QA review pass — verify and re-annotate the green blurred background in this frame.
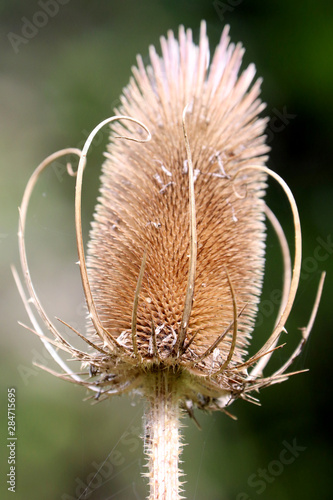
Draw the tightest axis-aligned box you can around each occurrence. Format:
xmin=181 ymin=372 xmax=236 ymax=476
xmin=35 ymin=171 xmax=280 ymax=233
xmin=1 ymin=1 xmax=332 ymax=499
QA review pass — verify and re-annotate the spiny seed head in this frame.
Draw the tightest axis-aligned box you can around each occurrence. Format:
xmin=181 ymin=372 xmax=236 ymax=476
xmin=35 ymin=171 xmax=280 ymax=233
xmin=86 ymin=22 xmax=268 ymax=407
xmin=17 ymin=21 xmax=322 ymax=415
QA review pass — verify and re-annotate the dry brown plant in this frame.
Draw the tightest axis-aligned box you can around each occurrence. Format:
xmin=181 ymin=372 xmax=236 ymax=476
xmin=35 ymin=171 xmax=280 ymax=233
xmin=13 ymin=21 xmax=325 ymax=500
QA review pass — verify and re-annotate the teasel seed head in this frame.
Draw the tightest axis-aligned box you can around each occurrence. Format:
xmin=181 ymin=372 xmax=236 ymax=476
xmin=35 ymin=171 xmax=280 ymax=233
xmin=15 ymin=21 xmax=324 ymax=413
xmin=14 ymin=20 xmax=325 ymax=500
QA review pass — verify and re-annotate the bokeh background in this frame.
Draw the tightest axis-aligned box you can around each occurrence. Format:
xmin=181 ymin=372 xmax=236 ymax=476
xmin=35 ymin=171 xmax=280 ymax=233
xmin=1 ymin=1 xmax=332 ymax=499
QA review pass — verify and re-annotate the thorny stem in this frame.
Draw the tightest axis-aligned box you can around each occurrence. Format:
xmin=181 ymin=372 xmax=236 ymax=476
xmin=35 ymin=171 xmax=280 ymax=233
xmin=144 ymin=370 xmax=183 ymax=500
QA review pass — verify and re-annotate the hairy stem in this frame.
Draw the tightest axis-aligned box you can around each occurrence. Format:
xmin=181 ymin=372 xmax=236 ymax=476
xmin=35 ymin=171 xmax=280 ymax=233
xmin=144 ymin=371 xmax=183 ymax=500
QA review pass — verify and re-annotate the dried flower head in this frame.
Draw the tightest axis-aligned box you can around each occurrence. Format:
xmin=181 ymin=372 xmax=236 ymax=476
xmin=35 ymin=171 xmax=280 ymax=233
xmin=14 ymin=21 xmax=324 ymax=499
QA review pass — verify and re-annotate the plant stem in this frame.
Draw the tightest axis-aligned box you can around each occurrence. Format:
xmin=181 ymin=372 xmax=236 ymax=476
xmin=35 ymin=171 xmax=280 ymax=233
xmin=144 ymin=370 xmax=182 ymax=500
